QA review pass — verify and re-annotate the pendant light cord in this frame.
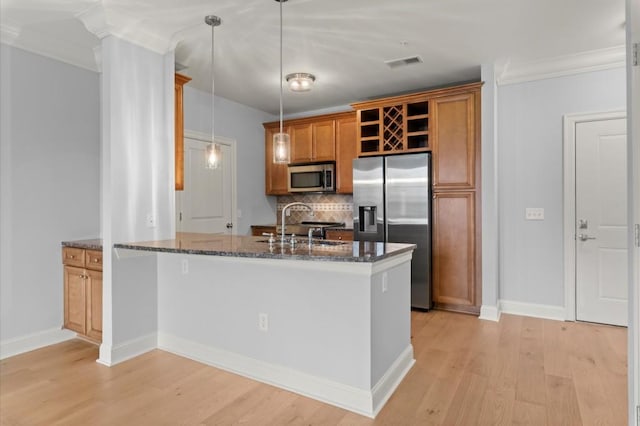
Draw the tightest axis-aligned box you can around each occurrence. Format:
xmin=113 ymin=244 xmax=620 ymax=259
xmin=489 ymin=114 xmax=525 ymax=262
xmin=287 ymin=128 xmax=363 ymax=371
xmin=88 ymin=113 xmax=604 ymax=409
xmin=279 ymin=0 xmax=284 ymax=136
xmin=211 ymin=21 xmax=216 ymax=144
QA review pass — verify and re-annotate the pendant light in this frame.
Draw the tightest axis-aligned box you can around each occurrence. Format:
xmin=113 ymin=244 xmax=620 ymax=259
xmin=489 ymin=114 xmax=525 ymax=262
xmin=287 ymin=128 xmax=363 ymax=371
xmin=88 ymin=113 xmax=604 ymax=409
xmin=273 ymin=0 xmax=290 ymax=164
xmin=205 ymin=15 xmax=222 ymax=169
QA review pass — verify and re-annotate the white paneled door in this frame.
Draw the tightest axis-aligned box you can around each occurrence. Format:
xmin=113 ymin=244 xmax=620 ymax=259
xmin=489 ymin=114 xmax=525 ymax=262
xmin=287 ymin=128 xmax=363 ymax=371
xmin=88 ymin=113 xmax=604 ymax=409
xmin=575 ymin=118 xmax=627 ymax=326
xmin=177 ymin=137 xmax=234 ymax=234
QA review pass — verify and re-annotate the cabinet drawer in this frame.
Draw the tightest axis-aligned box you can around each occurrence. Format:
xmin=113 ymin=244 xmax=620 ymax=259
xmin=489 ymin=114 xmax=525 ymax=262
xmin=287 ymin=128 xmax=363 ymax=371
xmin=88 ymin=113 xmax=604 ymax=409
xmin=325 ymin=229 xmax=354 ymax=241
xmin=85 ymin=250 xmax=103 ymax=271
xmin=62 ymin=247 xmax=85 ymax=267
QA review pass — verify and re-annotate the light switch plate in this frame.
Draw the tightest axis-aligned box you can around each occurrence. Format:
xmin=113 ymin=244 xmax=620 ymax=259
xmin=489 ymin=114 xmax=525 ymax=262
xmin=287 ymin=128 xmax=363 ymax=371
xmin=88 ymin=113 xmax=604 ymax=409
xmin=525 ymin=208 xmax=544 ymax=220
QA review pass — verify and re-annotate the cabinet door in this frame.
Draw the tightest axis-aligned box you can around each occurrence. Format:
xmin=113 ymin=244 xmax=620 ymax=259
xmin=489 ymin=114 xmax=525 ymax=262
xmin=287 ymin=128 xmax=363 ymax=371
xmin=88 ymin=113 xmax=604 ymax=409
xmin=64 ymin=266 xmax=86 ymax=334
xmin=291 ymin=124 xmax=313 ymax=163
xmin=312 ymin=120 xmax=336 ymax=161
xmin=335 ymin=116 xmax=357 ymax=193
xmin=432 ymin=93 xmax=476 ymax=190
xmin=86 ymin=269 xmax=103 ymax=341
xmin=175 ymin=73 xmax=191 ymax=191
xmin=432 ymin=192 xmax=476 ymax=309
xmin=265 ymin=127 xmax=290 ymax=195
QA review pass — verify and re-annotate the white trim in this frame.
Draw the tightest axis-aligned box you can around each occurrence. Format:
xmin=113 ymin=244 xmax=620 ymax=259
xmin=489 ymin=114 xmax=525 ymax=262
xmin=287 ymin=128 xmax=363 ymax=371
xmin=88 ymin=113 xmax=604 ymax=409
xmin=182 ymin=130 xmax=238 ymax=236
xmin=0 ymin=327 xmax=76 ymax=360
xmin=96 ymin=332 xmax=157 ymax=366
xmin=498 ymin=46 xmax=625 ymax=86
xmin=563 ymin=110 xmax=627 ymax=321
xmin=499 ymin=300 xmax=565 ymax=321
xmin=158 ymin=332 xmax=413 ymax=418
xmin=370 ymin=346 xmax=415 ymax=417
xmin=479 ymin=305 xmax=501 ymax=322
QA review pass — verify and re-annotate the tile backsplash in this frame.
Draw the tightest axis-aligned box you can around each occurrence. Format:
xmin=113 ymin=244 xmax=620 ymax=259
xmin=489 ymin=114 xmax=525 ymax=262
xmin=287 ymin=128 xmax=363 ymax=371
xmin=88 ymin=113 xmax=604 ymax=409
xmin=277 ymin=194 xmax=353 ymax=227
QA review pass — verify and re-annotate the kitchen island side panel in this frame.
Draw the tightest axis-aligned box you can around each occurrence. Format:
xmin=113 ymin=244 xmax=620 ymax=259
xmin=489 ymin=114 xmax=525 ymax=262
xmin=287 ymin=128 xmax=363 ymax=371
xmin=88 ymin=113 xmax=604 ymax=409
xmin=156 ymin=252 xmax=374 ymax=389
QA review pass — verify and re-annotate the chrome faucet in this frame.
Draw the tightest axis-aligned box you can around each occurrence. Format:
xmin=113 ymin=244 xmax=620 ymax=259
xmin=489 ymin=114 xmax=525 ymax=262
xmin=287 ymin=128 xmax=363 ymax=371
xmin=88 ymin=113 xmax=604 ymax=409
xmin=281 ymin=202 xmax=314 ymax=244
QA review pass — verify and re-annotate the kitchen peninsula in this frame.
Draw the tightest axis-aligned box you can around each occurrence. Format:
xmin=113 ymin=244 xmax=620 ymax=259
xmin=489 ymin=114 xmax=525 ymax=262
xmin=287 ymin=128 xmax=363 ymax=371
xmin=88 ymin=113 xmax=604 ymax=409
xmin=112 ymin=233 xmax=416 ymax=418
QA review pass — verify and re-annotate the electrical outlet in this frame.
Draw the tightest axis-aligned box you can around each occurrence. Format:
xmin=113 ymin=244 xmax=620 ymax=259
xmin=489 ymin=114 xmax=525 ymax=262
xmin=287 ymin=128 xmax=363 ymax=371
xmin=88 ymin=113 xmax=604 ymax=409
xmin=525 ymin=207 xmax=544 ymax=221
xmin=382 ymin=272 xmax=389 ymax=293
xmin=146 ymin=213 xmax=156 ymax=228
xmin=258 ymin=313 xmax=268 ymax=331
xmin=181 ymin=259 xmax=188 ymax=275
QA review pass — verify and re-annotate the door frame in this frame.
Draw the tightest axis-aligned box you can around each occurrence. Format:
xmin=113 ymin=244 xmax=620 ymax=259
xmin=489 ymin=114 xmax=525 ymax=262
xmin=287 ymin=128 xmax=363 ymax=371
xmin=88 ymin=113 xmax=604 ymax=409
xmin=177 ymin=130 xmax=238 ymax=235
xmin=563 ymin=110 xmax=626 ymax=321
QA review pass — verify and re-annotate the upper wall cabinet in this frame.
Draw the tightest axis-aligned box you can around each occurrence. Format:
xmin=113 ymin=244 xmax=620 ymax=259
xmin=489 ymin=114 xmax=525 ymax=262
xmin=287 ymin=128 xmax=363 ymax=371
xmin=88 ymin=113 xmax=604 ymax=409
xmin=263 ymin=111 xmax=356 ymax=195
xmin=432 ymin=91 xmax=479 ymax=190
xmin=264 ymin=125 xmax=290 ymax=195
xmin=291 ymin=120 xmax=336 ymax=163
xmin=352 ymin=94 xmax=430 ymax=156
xmin=175 ymin=73 xmax=192 ymax=191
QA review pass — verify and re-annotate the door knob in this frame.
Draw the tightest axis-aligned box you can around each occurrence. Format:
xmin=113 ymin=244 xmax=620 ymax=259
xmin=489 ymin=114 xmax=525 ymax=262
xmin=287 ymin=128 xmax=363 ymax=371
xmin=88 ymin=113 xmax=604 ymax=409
xmin=578 ymin=234 xmax=596 ymax=241
xmin=226 ymin=223 xmax=233 ymax=229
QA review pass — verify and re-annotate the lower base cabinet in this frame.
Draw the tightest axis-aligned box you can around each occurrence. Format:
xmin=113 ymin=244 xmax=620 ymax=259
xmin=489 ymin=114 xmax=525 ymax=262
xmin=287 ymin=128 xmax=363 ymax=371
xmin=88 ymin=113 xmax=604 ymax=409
xmin=432 ymin=191 xmax=479 ymax=314
xmin=63 ymin=247 xmax=102 ymax=342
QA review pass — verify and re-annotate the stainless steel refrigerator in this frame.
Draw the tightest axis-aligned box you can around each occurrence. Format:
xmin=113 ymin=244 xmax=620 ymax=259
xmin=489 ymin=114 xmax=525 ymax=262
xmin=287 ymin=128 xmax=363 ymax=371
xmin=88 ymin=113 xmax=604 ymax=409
xmin=353 ymin=153 xmax=432 ymax=309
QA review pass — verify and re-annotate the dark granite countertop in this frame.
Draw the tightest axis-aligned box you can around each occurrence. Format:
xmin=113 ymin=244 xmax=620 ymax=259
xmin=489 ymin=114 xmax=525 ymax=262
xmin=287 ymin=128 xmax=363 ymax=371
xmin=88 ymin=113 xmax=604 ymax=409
xmin=114 ymin=233 xmax=414 ymax=263
xmin=61 ymin=239 xmax=103 ymax=251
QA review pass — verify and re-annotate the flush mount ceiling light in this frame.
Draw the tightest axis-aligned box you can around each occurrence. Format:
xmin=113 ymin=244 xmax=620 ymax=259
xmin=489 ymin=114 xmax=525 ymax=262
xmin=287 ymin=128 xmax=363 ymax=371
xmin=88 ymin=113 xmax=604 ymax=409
xmin=205 ymin=14 xmax=222 ymax=170
xmin=273 ymin=0 xmax=290 ymax=164
xmin=286 ymin=72 xmax=316 ymax=92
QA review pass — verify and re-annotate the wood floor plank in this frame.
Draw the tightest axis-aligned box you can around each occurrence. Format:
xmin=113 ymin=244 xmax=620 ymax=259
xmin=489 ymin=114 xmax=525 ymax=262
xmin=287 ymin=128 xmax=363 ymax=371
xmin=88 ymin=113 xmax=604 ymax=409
xmin=515 ymin=316 xmax=547 ymax=406
xmin=545 ymin=374 xmax=582 ymax=426
xmin=0 ymin=311 xmax=628 ymax=425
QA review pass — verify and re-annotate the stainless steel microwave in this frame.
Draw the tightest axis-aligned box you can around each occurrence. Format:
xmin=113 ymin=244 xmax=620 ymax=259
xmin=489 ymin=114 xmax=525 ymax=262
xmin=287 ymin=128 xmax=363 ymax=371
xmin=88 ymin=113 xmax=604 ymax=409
xmin=287 ymin=162 xmax=335 ymax=193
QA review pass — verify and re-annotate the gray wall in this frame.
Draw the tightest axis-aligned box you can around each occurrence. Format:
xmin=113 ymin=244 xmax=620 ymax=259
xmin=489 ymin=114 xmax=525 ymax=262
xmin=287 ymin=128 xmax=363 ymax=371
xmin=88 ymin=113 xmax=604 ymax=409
xmin=0 ymin=44 xmax=101 ymax=341
xmin=183 ymin=86 xmax=277 ymax=234
xmin=497 ymin=67 xmax=626 ymax=307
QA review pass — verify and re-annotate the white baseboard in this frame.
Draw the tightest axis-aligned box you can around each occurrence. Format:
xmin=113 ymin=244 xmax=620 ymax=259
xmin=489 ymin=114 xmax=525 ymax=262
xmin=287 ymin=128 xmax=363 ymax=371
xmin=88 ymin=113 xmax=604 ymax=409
xmin=371 ymin=345 xmax=415 ymax=417
xmin=158 ymin=332 xmax=413 ymax=418
xmin=479 ymin=305 xmax=501 ymax=322
xmin=0 ymin=327 xmax=76 ymax=360
xmin=499 ymin=300 xmax=565 ymax=321
xmin=97 ymin=333 xmax=157 ymax=366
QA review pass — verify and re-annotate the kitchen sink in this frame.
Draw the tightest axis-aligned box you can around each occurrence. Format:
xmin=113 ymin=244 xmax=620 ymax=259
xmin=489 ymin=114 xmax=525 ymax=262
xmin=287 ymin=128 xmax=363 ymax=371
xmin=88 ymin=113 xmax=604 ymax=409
xmin=255 ymin=239 xmax=348 ymax=246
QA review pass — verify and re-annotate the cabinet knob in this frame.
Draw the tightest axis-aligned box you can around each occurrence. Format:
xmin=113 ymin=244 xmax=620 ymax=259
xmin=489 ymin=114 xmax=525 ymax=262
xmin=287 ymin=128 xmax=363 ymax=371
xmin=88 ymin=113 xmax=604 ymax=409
xmin=93 ymin=258 xmax=99 ymax=263
xmin=69 ymin=255 xmax=75 ymax=259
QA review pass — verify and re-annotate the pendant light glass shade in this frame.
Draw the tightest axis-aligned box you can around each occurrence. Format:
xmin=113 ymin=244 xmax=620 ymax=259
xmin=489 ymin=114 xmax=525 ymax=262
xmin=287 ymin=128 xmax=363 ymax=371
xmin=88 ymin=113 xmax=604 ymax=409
xmin=273 ymin=132 xmax=290 ymax=163
xmin=206 ymin=143 xmax=222 ymax=169
xmin=273 ymin=0 xmax=290 ymax=164
xmin=205 ymin=15 xmax=222 ymax=170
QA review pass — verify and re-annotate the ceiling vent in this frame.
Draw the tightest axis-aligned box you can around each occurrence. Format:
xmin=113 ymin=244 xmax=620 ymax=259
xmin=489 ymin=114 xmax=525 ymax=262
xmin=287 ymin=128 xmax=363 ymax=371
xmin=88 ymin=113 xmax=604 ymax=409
xmin=384 ymin=55 xmax=423 ymax=69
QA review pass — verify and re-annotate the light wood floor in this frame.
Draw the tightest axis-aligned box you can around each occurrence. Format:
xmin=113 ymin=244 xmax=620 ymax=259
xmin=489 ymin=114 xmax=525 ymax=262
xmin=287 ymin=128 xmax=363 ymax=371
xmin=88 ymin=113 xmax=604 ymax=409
xmin=0 ymin=311 xmax=627 ymax=425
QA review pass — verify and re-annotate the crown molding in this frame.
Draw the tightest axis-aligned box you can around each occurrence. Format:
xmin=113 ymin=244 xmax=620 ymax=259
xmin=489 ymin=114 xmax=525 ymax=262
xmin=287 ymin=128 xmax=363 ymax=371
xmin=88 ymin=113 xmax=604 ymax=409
xmin=497 ymin=45 xmax=626 ymax=86
xmin=76 ymin=4 xmax=178 ymax=55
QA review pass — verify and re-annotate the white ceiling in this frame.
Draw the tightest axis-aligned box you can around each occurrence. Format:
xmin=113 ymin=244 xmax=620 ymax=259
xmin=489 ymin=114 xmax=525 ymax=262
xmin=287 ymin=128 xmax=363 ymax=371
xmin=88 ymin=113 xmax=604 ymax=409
xmin=0 ymin=0 xmax=626 ymax=115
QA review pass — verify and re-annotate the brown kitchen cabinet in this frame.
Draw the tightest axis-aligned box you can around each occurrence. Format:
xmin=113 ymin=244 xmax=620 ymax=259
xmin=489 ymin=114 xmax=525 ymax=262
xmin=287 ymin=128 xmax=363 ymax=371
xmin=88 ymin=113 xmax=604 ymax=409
xmin=264 ymin=125 xmax=290 ymax=195
xmin=324 ymin=229 xmax=353 ymax=241
xmin=263 ymin=111 xmax=356 ymax=196
xmin=291 ymin=120 xmax=335 ymax=163
xmin=335 ymin=114 xmax=357 ymax=194
xmin=251 ymin=225 xmax=277 ymax=237
xmin=432 ymin=91 xmax=479 ymax=190
xmin=352 ymin=94 xmax=430 ymax=156
xmin=432 ymin=191 xmax=481 ymax=314
xmin=175 ymin=73 xmax=191 ymax=191
xmin=63 ymin=247 xmax=103 ymax=342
